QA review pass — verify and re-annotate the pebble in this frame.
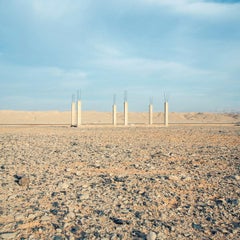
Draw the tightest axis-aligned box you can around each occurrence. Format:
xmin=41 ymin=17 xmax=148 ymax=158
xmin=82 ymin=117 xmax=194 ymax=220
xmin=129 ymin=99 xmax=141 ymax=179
xmin=168 ymin=175 xmax=180 ymax=181
xmin=132 ymin=229 xmax=146 ymax=238
xmin=56 ymin=228 xmax=62 ymax=233
xmin=15 ymin=214 xmax=25 ymax=221
xmin=18 ymin=176 xmax=30 ymax=187
xmin=110 ymin=217 xmax=124 ymax=225
xmin=80 ymin=193 xmax=89 ymax=200
xmin=70 ymin=225 xmax=79 ymax=234
xmin=41 ymin=215 xmax=51 ymax=221
xmin=183 ymin=176 xmax=192 ymax=181
xmin=67 ymin=211 xmax=75 ymax=219
xmin=53 ymin=236 xmax=63 ymax=240
xmin=0 ymin=232 xmax=18 ymax=239
xmin=235 ymin=175 xmax=240 ymax=181
xmin=192 ymin=223 xmax=204 ymax=231
xmin=147 ymin=231 xmax=157 ymax=240
xmin=58 ymin=182 xmax=69 ymax=189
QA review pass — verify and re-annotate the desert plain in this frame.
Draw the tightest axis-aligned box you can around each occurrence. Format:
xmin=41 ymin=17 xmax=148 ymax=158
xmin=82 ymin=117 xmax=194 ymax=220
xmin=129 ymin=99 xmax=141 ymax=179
xmin=0 ymin=111 xmax=240 ymax=240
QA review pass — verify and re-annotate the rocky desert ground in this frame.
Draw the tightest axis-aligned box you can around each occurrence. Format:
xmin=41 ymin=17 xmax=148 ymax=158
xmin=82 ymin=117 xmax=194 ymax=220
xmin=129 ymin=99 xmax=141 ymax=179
xmin=0 ymin=112 xmax=239 ymax=239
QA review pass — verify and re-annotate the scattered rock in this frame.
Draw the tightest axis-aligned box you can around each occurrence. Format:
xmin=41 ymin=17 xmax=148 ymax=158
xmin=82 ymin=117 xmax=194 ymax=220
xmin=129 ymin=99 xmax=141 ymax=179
xmin=0 ymin=232 xmax=18 ymax=239
xmin=168 ymin=175 xmax=180 ymax=181
xmin=94 ymin=210 xmax=105 ymax=216
xmin=147 ymin=231 xmax=157 ymax=240
xmin=14 ymin=175 xmax=30 ymax=187
xmin=70 ymin=225 xmax=80 ymax=234
xmin=15 ymin=214 xmax=25 ymax=221
xmin=183 ymin=176 xmax=192 ymax=182
xmin=50 ymin=209 xmax=58 ymax=215
xmin=235 ymin=175 xmax=240 ymax=181
xmin=110 ymin=217 xmax=124 ymax=225
xmin=41 ymin=215 xmax=51 ymax=221
xmin=114 ymin=176 xmax=126 ymax=182
xmin=58 ymin=182 xmax=69 ymax=189
xmin=67 ymin=211 xmax=75 ymax=219
xmin=232 ymin=222 xmax=240 ymax=229
xmin=79 ymin=193 xmax=89 ymax=200
xmin=132 ymin=229 xmax=146 ymax=239
xmin=226 ymin=198 xmax=239 ymax=206
xmin=1 ymin=126 xmax=239 ymax=239
xmin=192 ymin=223 xmax=204 ymax=231
xmin=53 ymin=236 xmax=63 ymax=240
xmin=135 ymin=211 xmax=143 ymax=219
xmin=19 ymin=176 xmax=30 ymax=186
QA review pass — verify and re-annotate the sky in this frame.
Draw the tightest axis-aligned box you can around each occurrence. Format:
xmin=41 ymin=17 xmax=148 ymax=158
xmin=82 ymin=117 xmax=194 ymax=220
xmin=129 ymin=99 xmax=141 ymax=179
xmin=0 ymin=0 xmax=240 ymax=112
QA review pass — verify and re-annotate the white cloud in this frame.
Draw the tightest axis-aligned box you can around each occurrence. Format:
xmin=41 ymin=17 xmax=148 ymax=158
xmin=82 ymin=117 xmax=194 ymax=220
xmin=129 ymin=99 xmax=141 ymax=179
xmin=17 ymin=0 xmax=90 ymax=23
xmin=93 ymin=44 xmax=124 ymax=58
xmin=49 ymin=67 xmax=87 ymax=80
xmin=140 ymin=0 xmax=240 ymax=19
xmin=179 ymin=1 xmax=240 ymax=19
xmin=143 ymin=0 xmax=192 ymax=7
xmin=39 ymin=67 xmax=89 ymax=90
xmin=0 ymin=63 xmax=90 ymax=110
xmin=95 ymin=56 xmax=213 ymax=80
xmin=31 ymin=0 xmax=76 ymax=20
xmin=0 ymin=64 xmax=89 ymax=90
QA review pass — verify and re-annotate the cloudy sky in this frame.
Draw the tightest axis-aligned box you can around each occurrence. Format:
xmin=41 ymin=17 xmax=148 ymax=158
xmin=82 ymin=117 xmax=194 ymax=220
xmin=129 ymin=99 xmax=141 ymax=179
xmin=0 ymin=0 xmax=240 ymax=112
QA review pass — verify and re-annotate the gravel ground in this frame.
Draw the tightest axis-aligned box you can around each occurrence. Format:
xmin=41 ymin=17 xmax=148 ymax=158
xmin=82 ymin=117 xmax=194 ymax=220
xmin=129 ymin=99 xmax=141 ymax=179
xmin=0 ymin=126 xmax=239 ymax=240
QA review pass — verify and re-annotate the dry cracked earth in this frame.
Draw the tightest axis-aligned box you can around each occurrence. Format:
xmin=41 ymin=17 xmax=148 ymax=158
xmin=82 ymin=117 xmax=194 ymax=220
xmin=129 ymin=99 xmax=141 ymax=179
xmin=0 ymin=125 xmax=239 ymax=240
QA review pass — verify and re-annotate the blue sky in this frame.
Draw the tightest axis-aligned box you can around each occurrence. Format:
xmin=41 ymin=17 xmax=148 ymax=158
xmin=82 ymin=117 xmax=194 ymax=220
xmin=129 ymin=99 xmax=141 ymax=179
xmin=0 ymin=0 xmax=239 ymax=112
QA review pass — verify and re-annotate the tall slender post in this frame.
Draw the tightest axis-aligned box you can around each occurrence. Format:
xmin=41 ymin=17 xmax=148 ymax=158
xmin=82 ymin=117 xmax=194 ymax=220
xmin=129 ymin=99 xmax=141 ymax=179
xmin=113 ymin=105 xmax=117 ymax=126
xmin=124 ymin=102 xmax=128 ymax=126
xmin=149 ymin=97 xmax=153 ymax=125
xmin=71 ymin=94 xmax=77 ymax=127
xmin=112 ymin=94 xmax=117 ymax=126
xmin=149 ymin=104 xmax=153 ymax=125
xmin=164 ymin=101 xmax=168 ymax=127
xmin=77 ymin=90 xmax=82 ymax=127
xmin=124 ymin=91 xmax=128 ymax=126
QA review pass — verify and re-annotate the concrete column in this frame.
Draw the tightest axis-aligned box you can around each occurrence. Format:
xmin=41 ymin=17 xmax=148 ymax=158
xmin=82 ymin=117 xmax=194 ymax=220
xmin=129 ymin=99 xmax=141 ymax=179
xmin=164 ymin=101 xmax=168 ymax=127
xmin=124 ymin=101 xmax=128 ymax=126
xmin=71 ymin=102 xmax=77 ymax=127
xmin=149 ymin=104 xmax=153 ymax=125
xmin=112 ymin=104 xmax=117 ymax=126
xmin=77 ymin=100 xmax=82 ymax=127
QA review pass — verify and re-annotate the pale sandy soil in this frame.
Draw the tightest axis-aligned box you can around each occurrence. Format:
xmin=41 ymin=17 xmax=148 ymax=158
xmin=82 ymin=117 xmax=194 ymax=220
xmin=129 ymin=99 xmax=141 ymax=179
xmin=0 ymin=110 xmax=239 ymax=125
xmin=0 ymin=125 xmax=239 ymax=239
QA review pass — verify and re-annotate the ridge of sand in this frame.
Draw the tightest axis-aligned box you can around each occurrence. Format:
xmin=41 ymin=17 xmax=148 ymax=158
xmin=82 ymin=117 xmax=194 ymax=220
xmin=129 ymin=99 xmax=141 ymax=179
xmin=0 ymin=110 xmax=239 ymax=125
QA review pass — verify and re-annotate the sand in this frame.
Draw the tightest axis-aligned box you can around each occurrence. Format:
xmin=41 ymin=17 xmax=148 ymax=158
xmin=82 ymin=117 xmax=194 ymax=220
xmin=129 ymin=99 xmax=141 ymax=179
xmin=0 ymin=110 xmax=239 ymax=125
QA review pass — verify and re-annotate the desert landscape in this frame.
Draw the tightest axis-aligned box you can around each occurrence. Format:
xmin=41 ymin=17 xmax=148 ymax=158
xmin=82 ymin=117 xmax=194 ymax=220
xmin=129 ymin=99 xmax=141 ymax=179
xmin=1 ymin=0 xmax=240 ymax=238
xmin=0 ymin=111 xmax=240 ymax=239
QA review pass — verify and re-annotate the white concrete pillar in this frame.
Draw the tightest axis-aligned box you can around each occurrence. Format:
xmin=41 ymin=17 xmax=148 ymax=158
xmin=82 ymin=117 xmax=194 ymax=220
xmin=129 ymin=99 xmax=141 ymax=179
xmin=149 ymin=104 xmax=153 ymax=125
xmin=124 ymin=101 xmax=128 ymax=126
xmin=112 ymin=104 xmax=117 ymax=126
xmin=71 ymin=102 xmax=77 ymax=127
xmin=164 ymin=101 xmax=168 ymax=127
xmin=77 ymin=100 xmax=82 ymax=127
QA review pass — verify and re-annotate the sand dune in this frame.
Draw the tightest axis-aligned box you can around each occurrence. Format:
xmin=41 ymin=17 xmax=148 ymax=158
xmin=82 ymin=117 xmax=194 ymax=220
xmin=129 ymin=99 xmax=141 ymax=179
xmin=0 ymin=110 xmax=239 ymax=125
